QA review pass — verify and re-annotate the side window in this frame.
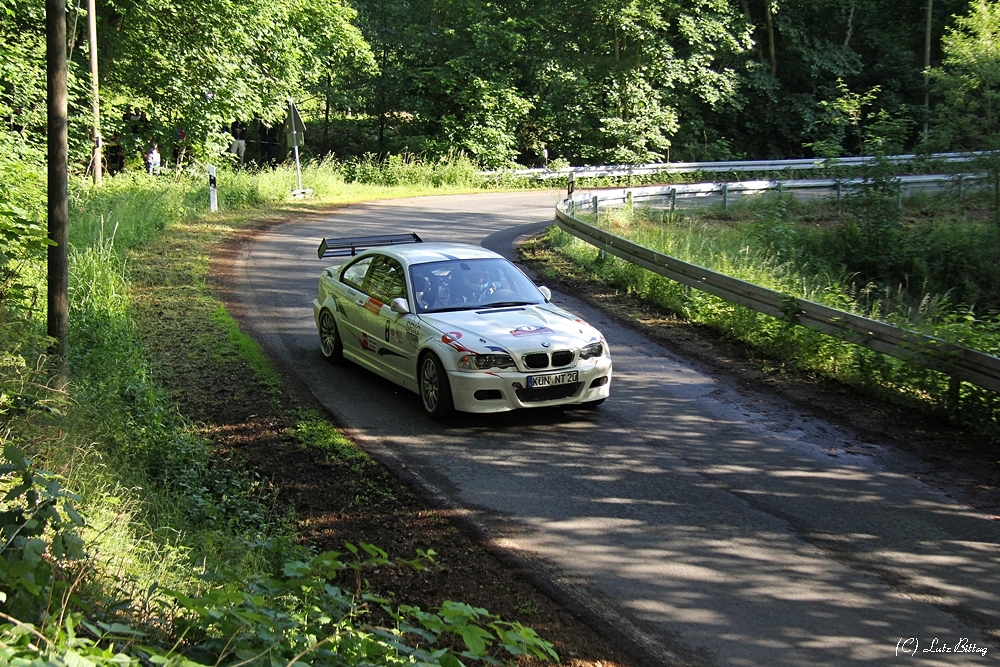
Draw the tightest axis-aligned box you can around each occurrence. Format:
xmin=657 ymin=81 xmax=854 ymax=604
xmin=367 ymin=257 xmax=407 ymax=303
xmin=340 ymin=256 xmax=374 ymax=292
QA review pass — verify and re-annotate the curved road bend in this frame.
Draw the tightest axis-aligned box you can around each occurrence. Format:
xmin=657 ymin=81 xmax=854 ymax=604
xmin=231 ymin=191 xmax=999 ymax=666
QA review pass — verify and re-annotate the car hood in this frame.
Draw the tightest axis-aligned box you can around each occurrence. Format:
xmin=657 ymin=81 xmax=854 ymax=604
xmin=418 ymin=304 xmax=602 ymax=354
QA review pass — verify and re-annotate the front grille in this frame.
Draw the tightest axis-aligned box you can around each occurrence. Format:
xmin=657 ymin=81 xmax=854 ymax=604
xmin=523 ymin=352 xmax=549 ymax=369
xmin=550 ymin=350 xmax=574 ymax=367
xmin=516 ymin=382 xmax=581 ymax=402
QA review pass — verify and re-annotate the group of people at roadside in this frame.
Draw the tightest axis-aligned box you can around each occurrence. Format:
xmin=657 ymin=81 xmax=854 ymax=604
xmin=227 ymin=120 xmax=280 ymax=167
xmin=108 ymin=110 xmax=280 ymax=175
xmin=105 ymin=107 xmax=164 ymax=175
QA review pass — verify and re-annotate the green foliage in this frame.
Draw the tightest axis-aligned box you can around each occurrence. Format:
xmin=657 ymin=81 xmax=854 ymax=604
xmin=349 ymin=0 xmax=751 ymax=165
xmin=806 ymin=79 xmax=913 ymax=157
xmin=94 ymin=0 xmax=374 ymax=160
xmin=0 ymin=14 xmax=46 ymax=141
xmin=0 ymin=201 xmax=53 ymax=312
xmin=0 ymin=129 xmax=48 ymax=336
xmin=0 ymin=446 xmax=86 ymax=623
xmin=0 ymin=532 xmax=557 ymax=667
xmin=164 ymin=547 xmax=556 ymax=667
xmin=339 ymin=152 xmax=483 ymax=188
xmin=930 ymin=0 xmax=1000 ymax=150
xmin=5 ymin=0 xmax=997 ymax=168
xmin=0 ymin=613 xmax=144 ymax=667
xmin=836 ymin=157 xmax=907 ymax=283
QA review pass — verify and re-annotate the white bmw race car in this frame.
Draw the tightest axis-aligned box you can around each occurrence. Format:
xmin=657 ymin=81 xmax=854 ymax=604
xmin=312 ymin=233 xmax=612 ymax=419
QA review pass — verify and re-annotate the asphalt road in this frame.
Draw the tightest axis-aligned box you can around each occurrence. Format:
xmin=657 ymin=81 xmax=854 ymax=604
xmin=231 ymin=191 xmax=999 ymax=666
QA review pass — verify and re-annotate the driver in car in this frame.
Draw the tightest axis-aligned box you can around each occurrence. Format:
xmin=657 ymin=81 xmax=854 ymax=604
xmin=453 ymin=263 xmax=498 ymax=304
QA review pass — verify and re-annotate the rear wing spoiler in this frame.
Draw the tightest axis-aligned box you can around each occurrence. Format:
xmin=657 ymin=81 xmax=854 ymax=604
xmin=317 ymin=232 xmax=423 ymax=259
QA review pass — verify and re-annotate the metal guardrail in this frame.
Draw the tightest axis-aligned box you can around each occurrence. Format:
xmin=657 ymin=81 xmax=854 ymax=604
xmin=485 ymin=151 xmax=992 ymax=181
xmin=565 ymin=173 xmax=981 ymax=210
xmin=553 ymin=181 xmax=1000 ymax=394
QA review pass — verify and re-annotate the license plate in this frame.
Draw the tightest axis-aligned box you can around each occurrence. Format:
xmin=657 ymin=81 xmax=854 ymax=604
xmin=527 ymin=371 xmax=578 ymax=388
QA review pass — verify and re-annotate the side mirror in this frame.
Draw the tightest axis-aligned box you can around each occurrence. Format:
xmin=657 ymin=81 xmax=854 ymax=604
xmin=390 ymin=297 xmax=410 ymax=315
xmin=538 ymin=286 xmax=552 ymax=302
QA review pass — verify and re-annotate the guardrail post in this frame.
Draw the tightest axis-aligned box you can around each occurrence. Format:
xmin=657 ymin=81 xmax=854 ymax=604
xmin=670 ymin=187 xmax=676 ymax=211
xmin=896 ymin=178 xmax=903 ymax=209
xmin=567 ymin=171 xmax=575 ymax=198
xmin=593 ymin=195 xmax=599 ymax=215
xmin=947 ymin=376 xmax=961 ymax=414
xmin=957 ymin=174 xmax=964 ymax=202
xmin=777 ymin=182 xmax=783 ymax=197
xmin=722 ymin=182 xmax=729 ymax=210
xmin=836 ymin=179 xmax=842 ymax=215
xmin=626 ymin=191 xmax=633 ymax=209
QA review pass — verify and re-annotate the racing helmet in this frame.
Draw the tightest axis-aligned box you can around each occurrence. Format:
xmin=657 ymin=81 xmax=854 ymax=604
xmin=459 ymin=262 xmax=492 ymax=297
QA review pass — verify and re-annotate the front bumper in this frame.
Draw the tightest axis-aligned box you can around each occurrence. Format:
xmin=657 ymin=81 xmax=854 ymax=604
xmin=447 ymin=356 xmax=612 ymax=413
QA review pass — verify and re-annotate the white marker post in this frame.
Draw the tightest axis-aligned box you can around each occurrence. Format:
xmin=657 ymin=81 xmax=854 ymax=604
xmin=208 ymin=164 xmax=218 ymax=212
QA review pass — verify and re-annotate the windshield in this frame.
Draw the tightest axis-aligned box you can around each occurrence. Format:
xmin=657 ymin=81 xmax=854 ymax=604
xmin=409 ymin=258 xmax=545 ymax=313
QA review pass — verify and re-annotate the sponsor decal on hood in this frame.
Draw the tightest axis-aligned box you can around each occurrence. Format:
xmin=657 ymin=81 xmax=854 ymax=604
xmin=510 ymin=325 xmax=554 ymax=337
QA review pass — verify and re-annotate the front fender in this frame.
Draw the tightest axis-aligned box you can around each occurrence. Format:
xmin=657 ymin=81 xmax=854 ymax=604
xmin=419 ymin=337 xmax=464 ymax=373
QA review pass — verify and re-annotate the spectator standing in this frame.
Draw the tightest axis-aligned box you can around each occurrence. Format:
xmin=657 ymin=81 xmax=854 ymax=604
xmin=259 ymin=121 xmax=275 ymax=164
xmin=229 ymin=120 xmax=247 ymax=166
xmin=122 ymin=107 xmax=148 ymax=162
xmin=146 ymin=143 xmax=161 ymax=175
xmin=172 ymin=126 xmax=187 ymax=166
xmin=106 ymin=133 xmax=125 ymax=174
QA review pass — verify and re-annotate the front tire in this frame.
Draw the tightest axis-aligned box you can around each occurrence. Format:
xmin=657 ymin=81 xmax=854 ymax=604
xmin=318 ymin=309 xmax=343 ymax=362
xmin=419 ymin=352 xmax=455 ymax=420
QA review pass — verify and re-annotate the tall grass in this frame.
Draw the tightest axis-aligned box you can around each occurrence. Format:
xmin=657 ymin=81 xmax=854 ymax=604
xmin=49 ymin=203 xmax=292 ymax=629
xmin=554 ymin=195 xmax=1000 ymax=436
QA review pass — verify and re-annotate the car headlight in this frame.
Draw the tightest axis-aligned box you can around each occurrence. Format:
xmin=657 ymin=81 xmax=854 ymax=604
xmin=580 ymin=342 xmax=604 ymax=359
xmin=458 ymin=353 xmax=516 ymax=370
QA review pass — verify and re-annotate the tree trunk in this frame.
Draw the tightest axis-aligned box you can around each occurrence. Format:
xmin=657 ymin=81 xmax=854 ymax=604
xmin=764 ymin=1 xmax=777 ymax=78
xmin=738 ymin=0 xmax=766 ymax=64
xmin=324 ymin=72 xmax=331 ymax=149
xmin=88 ymin=0 xmax=101 ymax=186
xmin=843 ymin=2 xmax=854 ymax=47
xmin=924 ymin=0 xmax=933 ymax=141
xmin=994 ymin=170 xmax=999 ymax=231
xmin=48 ymin=0 xmax=69 ymax=359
